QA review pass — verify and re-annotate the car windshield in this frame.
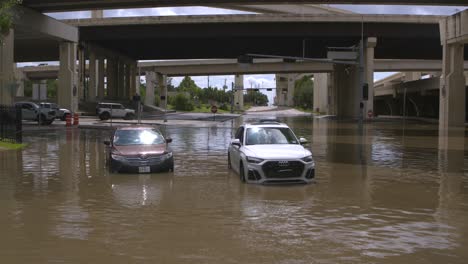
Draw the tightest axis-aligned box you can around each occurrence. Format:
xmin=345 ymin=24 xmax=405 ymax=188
xmin=245 ymin=127 xmax=298 ymax=145
xmin=114 ymin=129 xmax=165 ymax=146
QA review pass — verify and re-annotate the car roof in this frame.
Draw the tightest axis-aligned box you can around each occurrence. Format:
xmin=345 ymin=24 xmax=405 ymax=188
xmin=116 ymin=126 xmax=161 ymax=131
xmin=243 ymin=119 xmax=289 ymax=128
xmin=99 ymin=102 xmax=122 ymax=105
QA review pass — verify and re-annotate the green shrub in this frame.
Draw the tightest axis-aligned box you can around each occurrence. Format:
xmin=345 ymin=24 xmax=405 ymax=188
xmin=173 ymin=93 xmax=194 ymax=111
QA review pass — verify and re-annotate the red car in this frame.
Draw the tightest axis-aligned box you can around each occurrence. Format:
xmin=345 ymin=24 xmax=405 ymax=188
xmin=105 ymin=126 xmax=174 ymax=173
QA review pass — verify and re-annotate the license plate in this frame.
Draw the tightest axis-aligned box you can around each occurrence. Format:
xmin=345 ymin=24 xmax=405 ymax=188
xmin=138 ymin=166 xmax=150 ymax=173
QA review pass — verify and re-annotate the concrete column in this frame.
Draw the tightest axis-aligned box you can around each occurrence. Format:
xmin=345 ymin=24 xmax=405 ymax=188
xmin=91 ymin=10 xmax=103 ymax=19
xmin=39 ymin=80 xmax=47 ymax=100
xmin=58 ymin=42 xmax=78 ymax=112
xmin=129 ymin=64 xmax=137 ymax=99
xmin=439 ymin=43 xmax=466 ymax=128
xmin=328 ymin=72 xmax=337 ymax=115
xmin=334 ymin=64 xmax=360 ymax=119
xmin=234 ymin=74 xmax=244 ymax=110
xmin=313 ymin=73 xmax=329 ymax=113
xmin=286 ymin=74 xmax=295 ymax=107
xmin=365 ymin=37 xmax=377 ymax=116
xmin=106 ymin=58 xmax=116 ymax=98
xmin=14 ymin=65 xmax=26 ymax=97
xmin=0 ymin=29 xmax=14 ymax=105
xmin=275 ymin=74 xmax=287 ymax=106
xmin=88 ymin=51 xmax=98 ymax=101
xmin=145 ymin=71 xmax=155 ymax=106
xmin=77 ymin=47 xmax=85 ymax=100
xmin=97 ymin=58 xmax=105 ymax=99
xmin=32 ymin=82 xmax=40 ymax=100
xmin=157 ymin=72 xmax=167 ymax=109
xmin=117 ymin=60 xmax=125 ymax=99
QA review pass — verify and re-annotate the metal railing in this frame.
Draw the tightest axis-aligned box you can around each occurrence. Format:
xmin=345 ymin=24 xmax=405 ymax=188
xmin=0 ymin=105 xmax=22 ymax=144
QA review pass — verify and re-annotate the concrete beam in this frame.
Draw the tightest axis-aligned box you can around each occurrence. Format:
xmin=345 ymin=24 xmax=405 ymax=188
xmin=221 ymin=4 xmax=355 ymax=15
xmin=22 ymin=1 xmax=467 ymax=12
xmin=13 ymin=6 xmax=78 ymax=42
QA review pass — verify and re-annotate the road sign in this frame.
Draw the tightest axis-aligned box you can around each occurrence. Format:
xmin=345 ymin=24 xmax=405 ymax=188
xmin=211 ymin=105 xmax=218 ymax=114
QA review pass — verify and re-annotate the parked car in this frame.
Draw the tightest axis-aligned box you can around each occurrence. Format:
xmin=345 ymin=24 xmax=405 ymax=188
xmin=104 ymin=126 xmax=174 ymax=173
xmin=228 ymin=120 xmax=315 ymax=184
xmin=96 ymin=102 xmax=135 ymax=120
xmin=14 ymin=101 xmax=56 ymax=125
xmin=38 ymin=102 xmax=71 ymax=121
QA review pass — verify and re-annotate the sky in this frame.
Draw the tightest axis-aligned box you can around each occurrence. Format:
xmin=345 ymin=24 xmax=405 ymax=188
xmin=35 ymin=4 xmax=468 ymax=105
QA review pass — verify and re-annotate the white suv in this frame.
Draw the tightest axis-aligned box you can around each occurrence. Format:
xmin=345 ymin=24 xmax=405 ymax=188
xmin=228 ymin=120 xmax=315 ymax=184
xmin=96 ymin=103 xmax=135 ymax=120
xmin=15 ymin=101 xmax=56 ymax=125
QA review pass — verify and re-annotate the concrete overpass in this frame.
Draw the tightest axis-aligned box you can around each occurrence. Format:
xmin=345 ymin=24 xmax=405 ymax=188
xmin=16 ymin=14 xmax=455 ymax=62
xmin=21 ymin=0 xmax=467 ymax=12
xmin=17 ymin=59 xmax=468 ymax=80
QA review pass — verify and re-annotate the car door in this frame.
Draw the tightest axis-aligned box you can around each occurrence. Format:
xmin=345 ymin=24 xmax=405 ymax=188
xmin=21 ymin=103 xmax=36 ymax=120
xmin=229 ymin=126 xmax=244 ymax=172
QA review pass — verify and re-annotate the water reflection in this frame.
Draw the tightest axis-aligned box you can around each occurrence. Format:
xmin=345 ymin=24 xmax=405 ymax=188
xmin=0 ymin=119 xmax=467 ymax=263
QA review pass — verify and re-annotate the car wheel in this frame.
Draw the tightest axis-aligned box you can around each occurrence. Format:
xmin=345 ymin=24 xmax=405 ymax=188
xmin=38 ymin=114 xmax=47 ymax=125
xmin=239 ymin=162 xmax=246 ymax=183
xmin=124 ymin=113 xmax=135 ymax=120
xmin=227 ymin=153 xmax=232 ymax=169
xmin=99 ymin=112 xmax=110 ymax=120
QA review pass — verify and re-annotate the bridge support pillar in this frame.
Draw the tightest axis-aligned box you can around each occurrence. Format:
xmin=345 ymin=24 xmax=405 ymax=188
xmin=313 ymin=73 xmax=332 ymax=114
xmin=275 ymin=74 xmax=287 ymax=106
xmin=58 ymin=42 xmax=78 ymax=112
xmin=157 ymin=72 xmax=167 ymax=109
xmin=88 ymin=51 xmax=98 ymax=101
xmin=439 ymin=10 xmax=467 ymax=129
xmin=234 ymin=74 xmax=244 ymax=110
xmin=0 ymin=29 xmax=15 ymax=105
xmin=145 ymin=71 xmax=155 ymax=106
xmin=117 ymin=60 xmax=125 ymax=99
xmin=286 ymin=74 xmax=295 ymax=107
xmin=365 ymin=37 xmax=377 ymax=117
xmin=334 ymin=64 xmax=360 ymax=119
xmin=97 ymin=57 xmax=105 ymax=100
xmin=77 ymin=46 xmax=85 ymax=100
xmin=106 ymin=58 xmax=116 ymax=98
xmin=129 ymin=63 xmax=137 ymax=99
xmin=14 ymin=64 xmax=26 ymax=98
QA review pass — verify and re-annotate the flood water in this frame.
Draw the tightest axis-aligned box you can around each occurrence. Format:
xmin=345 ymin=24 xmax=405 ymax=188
xmin=1 ymin=116 xmax=467 ymax=263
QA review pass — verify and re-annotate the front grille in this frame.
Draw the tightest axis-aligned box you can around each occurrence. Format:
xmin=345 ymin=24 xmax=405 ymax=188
xmin=262 ymin=161 xmax=304 ymax=179
xmin=126 ymin=155 xmax=163 ymax=165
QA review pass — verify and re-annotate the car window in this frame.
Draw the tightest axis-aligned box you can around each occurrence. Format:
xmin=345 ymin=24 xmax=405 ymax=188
xmin=235 ymin=127 xmax=244 ymax=144
xmin=114 ymin=129 xmax=165 ymax=146
xmin=245 ymin=127 xmax=298 ymax=145
xmin=22 ymin=104 xmax=32 ymax=110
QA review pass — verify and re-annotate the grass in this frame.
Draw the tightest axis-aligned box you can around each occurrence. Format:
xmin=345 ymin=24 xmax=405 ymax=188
xmin=0 ymin=140 xmax=27 ymax=150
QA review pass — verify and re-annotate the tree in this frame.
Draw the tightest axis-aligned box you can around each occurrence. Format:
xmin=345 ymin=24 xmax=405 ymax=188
xmin=172 ymin=93 xmax=194 ymax=111
xmin=244 ymin=90 xmax=268 ymax=106
xmin=177 ymin=76 xmax=200 ymax=97
xmin=294 ymin=75 xmax=314 ymax=109
xmin=0 ymin=0 xmax=21 ymax=42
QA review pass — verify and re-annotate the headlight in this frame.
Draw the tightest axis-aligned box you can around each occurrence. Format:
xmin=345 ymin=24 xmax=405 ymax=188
xmin=301 ymin=155 xmax=314 ymax=163
xmin=111 ymin=154 xmax=127 ymax=161
xmin=247 ymin=156 xmax=264 ymax=164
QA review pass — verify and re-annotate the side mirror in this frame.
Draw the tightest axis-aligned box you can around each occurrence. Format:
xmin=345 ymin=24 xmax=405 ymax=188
xmin=104 ymin=140 xmax=111 ymax=146
xmin=231 ymin=138 xmax=241 ymax=147
xmin=299 ymin=138 xmax=308 ymax=145
xmin=166 ymin=138 xmax=173 ymax=144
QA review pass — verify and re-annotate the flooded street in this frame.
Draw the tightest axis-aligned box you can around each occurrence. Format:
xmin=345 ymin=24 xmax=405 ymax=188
xmin=1 ymin=116 xmax=468 ymax=263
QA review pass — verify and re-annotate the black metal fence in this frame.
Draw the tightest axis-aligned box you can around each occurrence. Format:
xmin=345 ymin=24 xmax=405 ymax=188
xmin=0 ymin=105 xmax=22 ymax=144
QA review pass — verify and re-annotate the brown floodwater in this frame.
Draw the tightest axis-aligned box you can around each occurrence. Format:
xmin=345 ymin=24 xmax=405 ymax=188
xmin=1 ymin=116 xmax=467 ymax=263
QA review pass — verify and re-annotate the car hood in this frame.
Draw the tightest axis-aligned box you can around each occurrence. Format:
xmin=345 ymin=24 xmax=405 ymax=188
xmin=243 ymin=144 xmax=311 ymax=159
xmin=113 ymin=144 xmax=167 ymax=156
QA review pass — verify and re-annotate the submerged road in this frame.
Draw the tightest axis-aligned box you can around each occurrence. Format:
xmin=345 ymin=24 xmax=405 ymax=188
xmin=1 ymin=114 xmax=467 ymax=263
